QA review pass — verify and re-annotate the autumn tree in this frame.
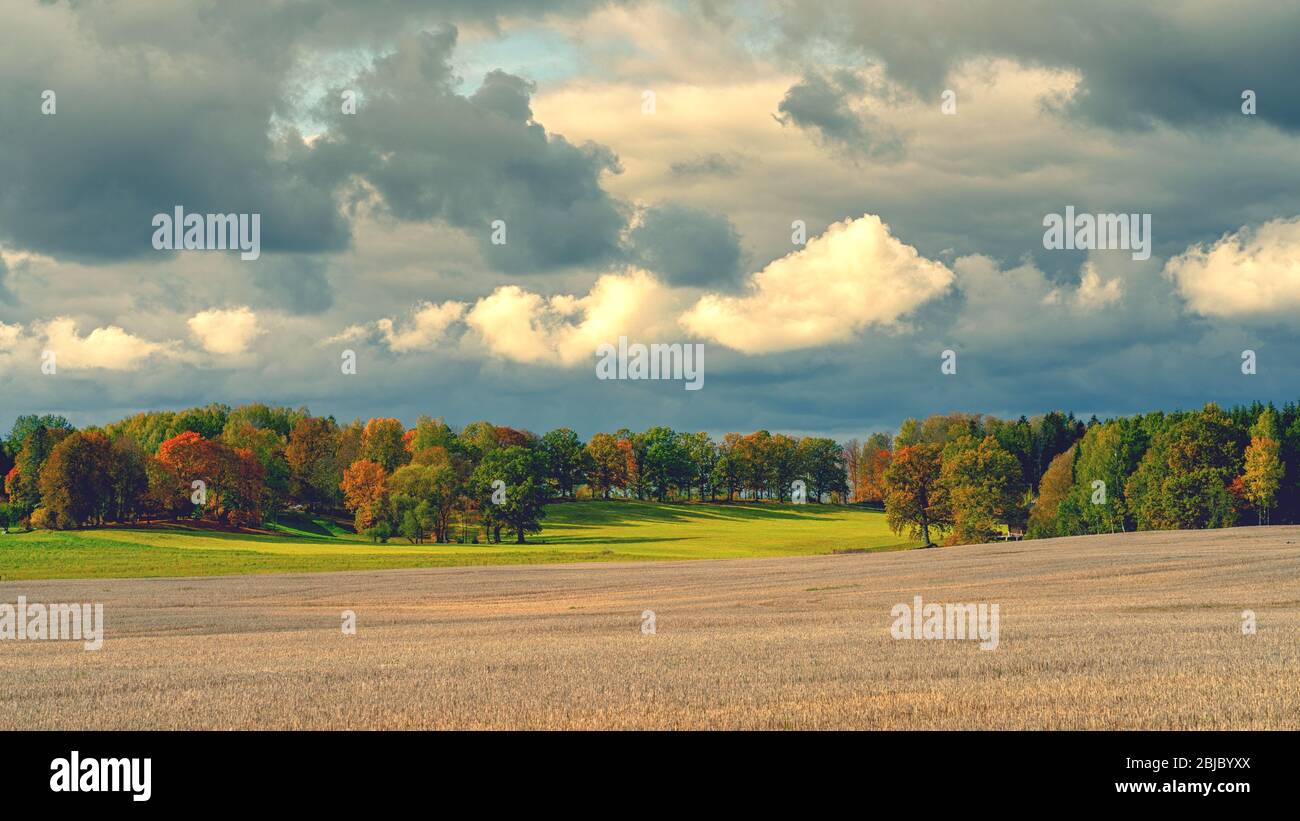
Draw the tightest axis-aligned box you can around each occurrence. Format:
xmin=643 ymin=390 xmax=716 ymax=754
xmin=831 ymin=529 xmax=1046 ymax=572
xmin=495 ymin=426 xmax=536 ymax=449
xmin=286 ymin=416 xmax=341 ymax=510
xmin=895 ymin=418 xmax=922 ymax=448
xmin=104 ymin=436 xmax=150 ymax=523
xmin=1032 ymin=411 xmax=1085 ymax=490
xmin=7 ymin=424 xmax=73 ymax=519
xmin=1242 ymin=408 xmax=1285 ymax=525
xmin=157 ymin=431 xmax=266 ymax=525
xmin=37 ymin=431 xmax=115 ymax=527
xmin=361 ymin=418 xmax=409 ymax=473
xmin=335 ymin=420 xmax=364 ymax=473
xmin=920 ymin=412 xmax=983 ymax=446
xmin=223 ymin=419 xmax=289 ymax=516
xmin=853 ymin=432 xmax=893 ymax=503
xmin=1027 ymin=446 xmax=1075 ymax=538
xmin=843 ymin=438 xmax=863 ymax=501
xmin=157 ymin=431 xmax=226 ymax=517
xmin=143 ymin=456 xmax=190 ymax=522
xmin=30 ymin=430 xmax=148 ymax=529
xmin=225 ymin=448 xmax=268 ymax=526
xmin=940 ymin=435 xmax=1026 ymax=544
xmin=734 ymin=430 xmax=772 ymax=499
xmin=340 ymin=459 xmax=389 ymax=532
xmin=883 ymin=443 xmax=950 ymax=547
xmin=585 ymin=432 xmax=627 ymax=499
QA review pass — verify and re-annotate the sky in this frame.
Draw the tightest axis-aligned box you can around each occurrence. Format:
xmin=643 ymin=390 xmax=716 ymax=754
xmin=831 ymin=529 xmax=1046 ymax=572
xmin=3 ymin=0 xmax=1300 ymax=440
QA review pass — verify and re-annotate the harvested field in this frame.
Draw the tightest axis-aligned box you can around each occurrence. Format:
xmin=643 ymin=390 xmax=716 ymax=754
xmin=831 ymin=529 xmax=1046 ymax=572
xmin=2 ymin=526 xmax=1298 ymax=729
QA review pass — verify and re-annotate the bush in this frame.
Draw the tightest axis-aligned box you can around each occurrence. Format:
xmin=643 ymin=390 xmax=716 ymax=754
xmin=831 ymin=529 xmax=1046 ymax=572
xmin=29 ymin=506 xmax=67 ymax=530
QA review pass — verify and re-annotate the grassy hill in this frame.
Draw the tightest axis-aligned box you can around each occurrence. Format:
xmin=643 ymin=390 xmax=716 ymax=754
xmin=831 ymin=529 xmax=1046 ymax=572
xmin=0 ymin=500 xmax=919 ymax=580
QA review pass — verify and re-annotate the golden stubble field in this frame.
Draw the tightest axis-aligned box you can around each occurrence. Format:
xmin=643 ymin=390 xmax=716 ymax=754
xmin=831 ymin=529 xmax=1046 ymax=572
xmin=2 ymin=526 xmax=1298 ymax=729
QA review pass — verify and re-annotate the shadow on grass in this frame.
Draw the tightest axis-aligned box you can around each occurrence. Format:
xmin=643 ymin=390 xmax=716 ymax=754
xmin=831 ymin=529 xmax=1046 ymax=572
xmin=16 ymin=500 xmax=866 ymax=550
xmin=58 ymin=527 xmax=353 ymax=547
xmin=551 ymin=500 xmax=850 ymax=527
xmin=268 ymin=512 xmax=340 ymax=537
xmin=534 ymin=535 xmax=694 ymax=546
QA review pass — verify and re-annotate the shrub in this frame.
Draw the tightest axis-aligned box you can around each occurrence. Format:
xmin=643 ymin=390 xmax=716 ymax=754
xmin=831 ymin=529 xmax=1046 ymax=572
xmin=29 ymin=506 xmax=67 ymax=530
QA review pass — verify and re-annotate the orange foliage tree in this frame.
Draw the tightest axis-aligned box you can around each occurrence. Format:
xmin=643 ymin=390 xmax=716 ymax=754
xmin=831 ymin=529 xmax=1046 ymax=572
xmin=341 ymin=459 xmax=388 ymax=531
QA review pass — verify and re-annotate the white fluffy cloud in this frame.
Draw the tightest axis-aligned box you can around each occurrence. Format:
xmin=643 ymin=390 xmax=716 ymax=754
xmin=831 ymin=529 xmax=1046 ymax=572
xmin=1072 ymin=264 xmax=1124 ymax=310
xmin=466 ymin=269 xmax=680 ymax=366
xmin=188 ymin=307 xmax=263 ymax=355
xmin=323 ymin=324 xmax=369 ymax=345
xmin=41 ymin=317 xmax=175 ymax=370
xmin=377 ymin=300 xmax=467 ymax=353
xmin=680 ymin=215 xmax=954 ymax=353
xmin=1165 ymin=217 xmax=1300 ymax=319
xmin=0 ymin=321 xmax=21 ymax=350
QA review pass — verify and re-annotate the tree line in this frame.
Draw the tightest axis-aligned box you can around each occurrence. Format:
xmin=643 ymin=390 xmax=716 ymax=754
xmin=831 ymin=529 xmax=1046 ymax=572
xmin=856 ymin=403 xmax=1292 ymax=546
xmin=0 ymin=400 xmax=1291 ymax=546
xmin=0 ymin=406 xmax=847 ymax=544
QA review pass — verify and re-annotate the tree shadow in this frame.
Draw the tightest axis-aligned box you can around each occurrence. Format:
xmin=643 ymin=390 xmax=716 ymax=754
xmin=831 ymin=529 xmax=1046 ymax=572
xmin=553 ymin=500 xmax=850 ymax=526
xmin=533 ymin=535 xmax=694 ymax=546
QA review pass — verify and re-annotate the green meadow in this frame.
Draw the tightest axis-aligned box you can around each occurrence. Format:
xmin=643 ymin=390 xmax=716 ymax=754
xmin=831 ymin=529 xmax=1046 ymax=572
xmin=0 ymin=501 xmax=920 ymax=580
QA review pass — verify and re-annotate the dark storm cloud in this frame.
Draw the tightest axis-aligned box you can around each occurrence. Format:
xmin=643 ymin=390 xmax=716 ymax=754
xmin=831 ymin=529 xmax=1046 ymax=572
xmin=305 ymin=27 xmax=628 ymax=272
xmin=0 ymin=0 xmax=421 ymax=263
xmin=0 ymin=26 xmax=349 ymax=262
xmin=59 ymin=0 xmax=618 ymax=69
xmin=0 ymin=1 xmax=626 ymax=265
xmin=627 ymin=204 xmax=744 ymax=288
xmin=774 ymin=70 xmax=904 ymax=158
xmin=773 ymin=0 xmax=1300 ymax=133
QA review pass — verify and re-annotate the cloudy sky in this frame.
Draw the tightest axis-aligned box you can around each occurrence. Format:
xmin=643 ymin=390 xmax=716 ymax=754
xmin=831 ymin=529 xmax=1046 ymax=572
xmin=3 ymin=0 xmax=1300 ymax=439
